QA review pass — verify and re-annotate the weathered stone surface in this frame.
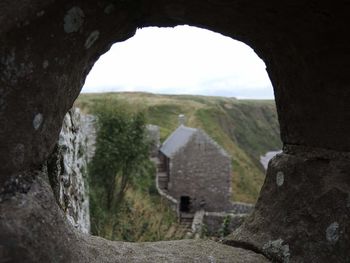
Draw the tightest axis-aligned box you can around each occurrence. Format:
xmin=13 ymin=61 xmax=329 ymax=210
xmin=2 ymin=0 xmax=350 ymax=181
xmin=1 ymin=1 xmax=350 ymax=262
xmin=45 ymin=108 xmax=95 ymax=233
xmin=0 ymin=172 xmax=269 ymax=262
xmin=225 ymin=145 xmax=350 ymax=262
xmin=0 ymin=0 xmax=138 ymax=180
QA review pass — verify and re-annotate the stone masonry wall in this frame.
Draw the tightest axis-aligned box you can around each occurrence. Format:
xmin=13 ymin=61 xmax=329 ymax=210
xmin=45 ymin=108 xmax=95 ymax=234
xmin=168 ymin=130 xmax=232 ymax=212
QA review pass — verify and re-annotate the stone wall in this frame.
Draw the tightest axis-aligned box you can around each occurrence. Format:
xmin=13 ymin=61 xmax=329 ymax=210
xmin=45 ymin=108 xmax=95 ymax=234
xmin=153 ymin=158 xmax=179 ymax=215
xmin=203 ymin=212 xmax=248 ymax=237
xmin=168 ymin=130 xmax=232 ymax=212
xmin=191 ymin=208 xmax=252 ymax=238
xmin=146 ymin=124 xmax=160 ymax=157
xmin=230 ymin=202 xmax=254 ymax=214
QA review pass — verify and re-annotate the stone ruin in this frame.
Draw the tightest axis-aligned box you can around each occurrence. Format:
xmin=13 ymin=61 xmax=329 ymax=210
xmin=1 ymin=1 xmax=350 ymax=262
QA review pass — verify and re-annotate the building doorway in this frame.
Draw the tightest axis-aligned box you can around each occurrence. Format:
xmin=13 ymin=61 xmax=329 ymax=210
xmin=180 ymin=196 xmax=191 ymax=212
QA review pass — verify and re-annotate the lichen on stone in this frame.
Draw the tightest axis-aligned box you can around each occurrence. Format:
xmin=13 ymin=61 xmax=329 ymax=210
xmin=33 ymin=113 xmax=43 ymax=130
xmin=85 ymin=30 xmax=100 ymax=49
xmin=0 ymin=49 xmax=34 ymax=85
xmin=63 ymin=7 xmax=85 ymax=33
xmin=326 ymin=222 xmax=340 ymax=244
xmin=262 ymin=238 xmax=290 ymax=263
xmin=276 ymin=171 xmax=284 ymax=187
xmin=45 ymin=108 xmax=95 ymax=234
xmin=0 ymin=173 xmax=33 ymax=202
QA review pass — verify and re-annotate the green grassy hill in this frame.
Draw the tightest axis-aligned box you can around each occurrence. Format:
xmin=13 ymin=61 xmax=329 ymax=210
xmin=76 ymin=92 xmax=281 ymax=203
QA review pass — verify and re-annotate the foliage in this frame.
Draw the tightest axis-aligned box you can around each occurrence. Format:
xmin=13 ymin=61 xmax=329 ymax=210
xmin=86 ymin=98 xmax=184 ymax=241
xmin=200 ymin=223 xmax=209 ymax=239
xmin=88 ymin=99 xmax=151 ymax=238
xmin=110 ymin=186 xmax=185 ymax=242
xmin=218 ymin=215 xmax=231 ymax=238
xmin=77 ymin=92 xmax=282 ymax=203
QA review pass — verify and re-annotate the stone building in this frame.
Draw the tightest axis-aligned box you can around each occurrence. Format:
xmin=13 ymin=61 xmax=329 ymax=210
xmin=157 ymin=123 xmax=233 ymax=214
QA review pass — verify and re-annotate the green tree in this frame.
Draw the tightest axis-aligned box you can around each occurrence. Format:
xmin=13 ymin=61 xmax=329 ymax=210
xmin=88 ymin=100 xmax=150 ymax=238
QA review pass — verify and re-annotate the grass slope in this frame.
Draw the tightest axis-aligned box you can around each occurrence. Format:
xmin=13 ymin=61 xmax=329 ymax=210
xmin=77 ymin=92 xmax=281 ymax=203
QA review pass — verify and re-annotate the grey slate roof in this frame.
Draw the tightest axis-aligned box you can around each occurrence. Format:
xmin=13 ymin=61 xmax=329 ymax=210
xmin=160 ymin=125 xmax=197 ymax=157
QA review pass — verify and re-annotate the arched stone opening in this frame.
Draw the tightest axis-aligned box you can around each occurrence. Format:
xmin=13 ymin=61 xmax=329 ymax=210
xmin=1 ymin=1 xmax=350 ymax=262
xmin=80 ymin=25 xmax=278 ymax=211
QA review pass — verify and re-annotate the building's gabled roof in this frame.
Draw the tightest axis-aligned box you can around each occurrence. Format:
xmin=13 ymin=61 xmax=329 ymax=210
xmin=160 ymin=125 xmax=197 ymax=157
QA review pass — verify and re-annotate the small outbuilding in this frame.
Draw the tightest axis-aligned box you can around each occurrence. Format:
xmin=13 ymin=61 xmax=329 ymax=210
xmin=157 ymin=123 xmax=233 ymax=213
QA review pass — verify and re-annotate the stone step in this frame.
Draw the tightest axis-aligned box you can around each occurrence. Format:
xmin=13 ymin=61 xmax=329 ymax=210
xmin=158 ymin=182 xmax=168 ymax=190
xmin=181 ymin=213 xmax=194 ymax=219
xmin=180 ymin=213 xmax=194 ymax=228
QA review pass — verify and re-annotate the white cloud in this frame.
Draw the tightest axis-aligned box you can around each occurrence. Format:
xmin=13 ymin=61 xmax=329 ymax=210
xmin=82 ymin=25 xmax=273 ymax=99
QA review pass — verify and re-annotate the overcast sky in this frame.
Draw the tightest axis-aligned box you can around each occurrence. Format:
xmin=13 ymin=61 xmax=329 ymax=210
xmin=82 ymin=25 xmax=274 ymax=99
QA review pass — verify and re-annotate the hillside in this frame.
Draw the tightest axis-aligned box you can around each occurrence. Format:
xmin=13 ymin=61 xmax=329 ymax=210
xmin=76 ymin=92 xmax=281 ymax=203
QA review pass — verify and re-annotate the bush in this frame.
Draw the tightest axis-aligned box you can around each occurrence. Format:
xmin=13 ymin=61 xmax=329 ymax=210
xmin=88 ymin=99 xmax=150 ymax=238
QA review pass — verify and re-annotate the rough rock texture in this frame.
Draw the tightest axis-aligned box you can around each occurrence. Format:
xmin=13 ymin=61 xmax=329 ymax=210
xmin=0 ymin=172 xmax=269 ymax=262
xmin=45 ymin=108 xmax=95 ymax=233
xmin=225 ymin=145 xmax=350 ymax=262
xmin=1 ymin=1 xmax=350 ymax=262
